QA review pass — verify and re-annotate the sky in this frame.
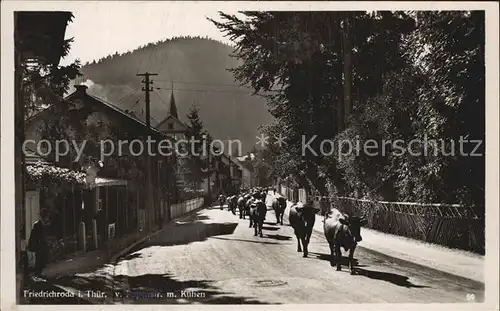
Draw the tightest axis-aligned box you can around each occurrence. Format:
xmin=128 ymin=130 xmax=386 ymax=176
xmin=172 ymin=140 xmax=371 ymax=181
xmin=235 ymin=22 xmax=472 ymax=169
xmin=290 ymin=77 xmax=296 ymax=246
xmin=60 ymin=2 xmax=236 ymax=66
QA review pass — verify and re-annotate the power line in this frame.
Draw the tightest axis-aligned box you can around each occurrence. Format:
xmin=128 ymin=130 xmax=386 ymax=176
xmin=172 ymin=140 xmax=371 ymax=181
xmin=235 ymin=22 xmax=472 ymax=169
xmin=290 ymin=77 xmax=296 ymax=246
xmin=128 ymin=99 xmax=141 ymax=111
xmin=154 ymin=89 xmax=170 ymax=106
xmin=114 ymin=90 xmax=139 ymax=106
xmin=156 ymin=79 xmax=254 ymax=89
xmin=154 ymin=87 xmax=259 ymax=95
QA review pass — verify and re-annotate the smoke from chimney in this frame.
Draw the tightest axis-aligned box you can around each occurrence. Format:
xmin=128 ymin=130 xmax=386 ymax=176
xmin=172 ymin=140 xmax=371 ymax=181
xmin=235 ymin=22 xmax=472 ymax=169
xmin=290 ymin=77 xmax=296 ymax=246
xmin=67 ymin=77 xmax=135 ymax=111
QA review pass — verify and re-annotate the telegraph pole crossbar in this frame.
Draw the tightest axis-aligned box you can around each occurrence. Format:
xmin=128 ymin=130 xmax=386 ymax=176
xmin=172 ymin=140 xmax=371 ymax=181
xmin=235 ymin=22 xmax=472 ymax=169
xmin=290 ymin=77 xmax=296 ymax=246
xmin=137 ymin=72 xmax=158 ymax=231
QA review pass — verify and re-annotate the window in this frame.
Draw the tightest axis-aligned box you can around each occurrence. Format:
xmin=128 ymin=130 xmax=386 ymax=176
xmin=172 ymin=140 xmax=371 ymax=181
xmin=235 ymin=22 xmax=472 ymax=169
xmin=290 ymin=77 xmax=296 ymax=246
xmin=168 ymin=123 xmax=174 ymax=130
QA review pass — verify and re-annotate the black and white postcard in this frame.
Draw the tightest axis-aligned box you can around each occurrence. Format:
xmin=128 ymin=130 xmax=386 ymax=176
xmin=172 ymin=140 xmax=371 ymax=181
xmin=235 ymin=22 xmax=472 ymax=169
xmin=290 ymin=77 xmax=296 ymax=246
xmin=1 ymin=1 xmax=498 ymax=309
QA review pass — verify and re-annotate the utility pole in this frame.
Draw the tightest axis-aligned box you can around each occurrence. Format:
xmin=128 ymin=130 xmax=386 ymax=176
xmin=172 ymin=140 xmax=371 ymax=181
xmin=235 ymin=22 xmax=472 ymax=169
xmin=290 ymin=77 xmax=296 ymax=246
xmin=137 ymin=72 xmax=157 ymax=231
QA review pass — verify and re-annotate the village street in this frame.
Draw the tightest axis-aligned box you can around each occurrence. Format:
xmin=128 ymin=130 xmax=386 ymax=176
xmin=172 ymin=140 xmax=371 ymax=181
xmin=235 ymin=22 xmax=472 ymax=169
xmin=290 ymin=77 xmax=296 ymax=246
xmin=8 ymin=7 xmax=493 ymax=309
xmin=32 ymin=193 xmax=484 ymax=305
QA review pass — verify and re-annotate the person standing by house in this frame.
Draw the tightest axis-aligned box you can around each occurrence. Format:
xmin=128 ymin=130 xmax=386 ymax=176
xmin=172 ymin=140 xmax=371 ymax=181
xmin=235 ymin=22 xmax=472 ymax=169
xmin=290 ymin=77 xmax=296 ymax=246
xmin=94 ymin=207 xmax=106 ymax=247
xmin=27 ymin=208 xmax=50 ymax=278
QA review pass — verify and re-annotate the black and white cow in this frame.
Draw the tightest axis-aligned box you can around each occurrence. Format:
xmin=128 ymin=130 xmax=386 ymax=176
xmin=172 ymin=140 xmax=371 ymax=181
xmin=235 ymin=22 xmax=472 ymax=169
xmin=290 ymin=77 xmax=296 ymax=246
xmin=272 ymin=196 xmax=287 ymax=225
xmin=246 ymin=196 xmax=256 ymax=227
xmin=237 ymin=195 xmax=247 ymax=219
xmin=323 ymin=208 xmax=367 ymax=275
xmin=249 ymin=199 xmax=267 ymax=237
xmin=288 ymin=202 xmax=319 ymax=258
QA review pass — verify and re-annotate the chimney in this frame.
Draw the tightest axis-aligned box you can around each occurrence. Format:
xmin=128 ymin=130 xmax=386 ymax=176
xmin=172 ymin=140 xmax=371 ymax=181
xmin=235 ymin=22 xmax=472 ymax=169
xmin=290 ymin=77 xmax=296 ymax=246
xmin=75 ymin=84 xmax=88 ymax=96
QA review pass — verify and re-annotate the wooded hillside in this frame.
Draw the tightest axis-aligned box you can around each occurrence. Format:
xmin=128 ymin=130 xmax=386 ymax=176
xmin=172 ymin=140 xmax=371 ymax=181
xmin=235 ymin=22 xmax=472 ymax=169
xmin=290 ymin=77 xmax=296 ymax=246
xmin=70 ymin=36 xmax=275 ymax=155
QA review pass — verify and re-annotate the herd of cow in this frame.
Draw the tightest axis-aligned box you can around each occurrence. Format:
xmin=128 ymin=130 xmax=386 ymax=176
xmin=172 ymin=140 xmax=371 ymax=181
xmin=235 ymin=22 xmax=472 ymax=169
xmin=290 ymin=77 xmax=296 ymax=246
xmin=218 ymin=188 xmax=283 ymax=238
xmin=217 ymin=187 xmax=368 ymax=275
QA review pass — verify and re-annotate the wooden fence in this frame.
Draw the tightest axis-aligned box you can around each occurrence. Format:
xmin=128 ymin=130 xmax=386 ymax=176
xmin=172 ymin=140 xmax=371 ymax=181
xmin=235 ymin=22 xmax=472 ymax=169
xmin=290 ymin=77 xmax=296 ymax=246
xmin=279 ymin=185 xmax=484 ymax=254
xmin=170 ymin=197 xmax=205 ymax=219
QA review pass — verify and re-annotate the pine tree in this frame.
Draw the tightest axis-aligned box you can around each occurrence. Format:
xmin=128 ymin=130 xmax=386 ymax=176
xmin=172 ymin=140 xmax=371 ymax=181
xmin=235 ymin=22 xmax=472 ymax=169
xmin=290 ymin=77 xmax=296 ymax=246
xmin=23 ymin=34 xmax=81 ymax=118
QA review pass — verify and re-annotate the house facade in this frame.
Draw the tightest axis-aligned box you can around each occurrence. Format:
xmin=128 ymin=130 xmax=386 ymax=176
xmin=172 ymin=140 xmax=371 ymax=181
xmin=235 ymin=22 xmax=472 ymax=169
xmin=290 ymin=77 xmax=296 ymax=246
xmin=210 ymin=154 xmax=242 ymax=195
xmin=154 ymin=88 xmax=242 ymax=197
xmin=156 ymin=115 xmax=189 ymax=141
xmin=198 ymin=152 xmax=243 ymax=197
xmin=25 ymin=84 xmax=177 ymax=255
xmin=155 ymin=88 xmax=188 ymax=140
xmin=154 ymin=89 xmax=197 ymax=195
xmin=230 ymin=158 xmax=243 ymax=190
xmin=235 ymin=155 xmax=256 ymax=189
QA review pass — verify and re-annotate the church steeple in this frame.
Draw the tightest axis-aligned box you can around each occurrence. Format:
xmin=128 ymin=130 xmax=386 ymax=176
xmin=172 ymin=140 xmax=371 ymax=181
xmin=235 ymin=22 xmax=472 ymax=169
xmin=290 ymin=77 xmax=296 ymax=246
xmin=169 ymin=81 xmax=178 ymax=119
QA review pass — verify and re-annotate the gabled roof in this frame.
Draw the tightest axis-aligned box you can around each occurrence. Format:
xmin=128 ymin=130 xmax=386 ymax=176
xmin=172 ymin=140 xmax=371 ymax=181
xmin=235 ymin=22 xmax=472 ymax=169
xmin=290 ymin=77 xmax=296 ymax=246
xmin=65 ymin=90 xmax=168 ymax=138
xmin=215 ymin=153 xmax=241 ymax=169
xmin=155 ymin=115 xmax=189 ymax=132
xmin=27 ymin=86 xmax=173 ymax=142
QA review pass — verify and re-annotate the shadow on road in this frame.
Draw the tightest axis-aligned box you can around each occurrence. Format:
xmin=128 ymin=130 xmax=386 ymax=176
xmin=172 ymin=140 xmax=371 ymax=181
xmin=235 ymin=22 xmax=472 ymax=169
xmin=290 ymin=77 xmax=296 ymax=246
xmin=188 ymin=214 xmax=211 ymax=222
xmin=263 ymin=221 xmax=278 ymax=226
xmin=206 ymin=205 xmax=228 ymax=210
xmin=262 ymin=226 xmax=280 ymax=231
xmin=308 ymin=252 xmax=362 ymax=267
xmin=131 ymin=221 xmax=238 ymax=252
xmin=308 ymin=252 xmax=427 ymax=288
xmin=117 ymin=273 xmax=276 ymax=304
xmin=49 ymin=267 xmax=126 ymax=304
xmin=121 ymin=252 xmax=142 ymax=261
xmin=354 ymin=268 xmax=430 ymax=288
xmin=211 ymin=236 xmax=282 ymax=245
xmin=265 ymin=234 xmax=292 ymax=241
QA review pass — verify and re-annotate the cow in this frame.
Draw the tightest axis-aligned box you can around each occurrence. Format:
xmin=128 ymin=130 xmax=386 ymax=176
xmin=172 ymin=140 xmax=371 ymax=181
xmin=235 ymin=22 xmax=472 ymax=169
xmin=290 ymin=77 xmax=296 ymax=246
xmin=227 ymin=195 xmax=238 ymax=214
xmin=288 ymin=202 xmax=319 ymax=257
xmin=218 ymin=194 xmax=226 ymax=210
xmin=227 ymin=195 xmax=233 ymax=212
xmin=237 ymin=195 xmax=247 ymax=219
xmin=323 ymin=208 xmax=367 ymax=275
xmin=246 ymin=196 xmax=256 ymax=227
xmin=249 ymin=199 xmax=267 ymax=237
xmin=272 ymin=196 xmax=287 ymax=225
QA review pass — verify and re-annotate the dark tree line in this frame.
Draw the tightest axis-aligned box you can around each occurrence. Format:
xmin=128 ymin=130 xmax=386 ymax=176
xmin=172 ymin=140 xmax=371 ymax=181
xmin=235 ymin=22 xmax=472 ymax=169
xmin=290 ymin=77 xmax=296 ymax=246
xmin=82 ymin=36 xmax=231 ymax=67
xmin=210 ymin=11 xmax=485 ymax=212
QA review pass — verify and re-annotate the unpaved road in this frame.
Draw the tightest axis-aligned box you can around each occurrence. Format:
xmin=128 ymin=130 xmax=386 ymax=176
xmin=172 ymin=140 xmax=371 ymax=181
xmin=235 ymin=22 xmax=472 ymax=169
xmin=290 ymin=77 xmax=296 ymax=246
xmin=100 ymin=194 xmax=484 ymax=304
